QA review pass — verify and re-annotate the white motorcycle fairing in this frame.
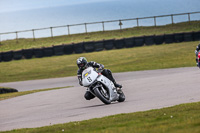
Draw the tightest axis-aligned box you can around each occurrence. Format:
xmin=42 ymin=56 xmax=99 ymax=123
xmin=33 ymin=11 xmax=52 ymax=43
xmin=82 ymin=67 xmax=98 ymax=87
xmin=96 ymin=74 xmax=119 ymax=102
xmin=82 ymin=67 xmax=119 ymax=102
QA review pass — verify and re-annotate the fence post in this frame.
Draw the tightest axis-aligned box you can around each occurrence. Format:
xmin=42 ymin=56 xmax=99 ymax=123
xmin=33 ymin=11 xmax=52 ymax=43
xmin=171 ymin=15 xmax=174 ymax=24
xmin=85 ymin=23 xmax=87 ymax=33
xmin=154 ymin=16 xmax=157 ymax=26
xmin=119 ymin=20 xmax=123 ymax=30
xmin=32 ymin=29 xmax=35 ymax=41
xmin=102 ymin=22 xmax=105 ymax=32
xmin=0 ymin=34 xmax=1 ymax=44
xmin=188 ymin=13 xmax=191 ymax=22
xmin=67 ymin=25 xmax=70 ymax=35
xmin=50 ymin=27 xmax=53 ymax=38
xmin=136 ymin=18 xmax=139 ymax=27
xmin=16 ymin=32 xmax=18 ymax=43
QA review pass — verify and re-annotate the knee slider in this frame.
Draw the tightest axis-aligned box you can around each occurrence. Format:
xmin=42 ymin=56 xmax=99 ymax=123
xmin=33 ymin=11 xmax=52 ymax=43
xmin=84 ymin=92 xmax=95 ymax=100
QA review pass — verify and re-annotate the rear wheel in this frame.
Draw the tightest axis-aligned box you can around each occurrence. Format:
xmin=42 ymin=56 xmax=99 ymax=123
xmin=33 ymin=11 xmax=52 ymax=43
xmin=94 ymin=87 xmax=111 ymax=104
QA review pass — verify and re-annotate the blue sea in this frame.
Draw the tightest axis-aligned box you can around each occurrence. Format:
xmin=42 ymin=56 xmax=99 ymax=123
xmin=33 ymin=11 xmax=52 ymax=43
xmin=0 ymin=0 xmax=200 ymax=40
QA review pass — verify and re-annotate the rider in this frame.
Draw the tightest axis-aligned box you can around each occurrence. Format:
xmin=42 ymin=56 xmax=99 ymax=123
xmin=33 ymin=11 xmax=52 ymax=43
xmin=195 ymin=43 xmax=200 ymax=66
xmin=76 ymin=57 xmax=122 ymax=100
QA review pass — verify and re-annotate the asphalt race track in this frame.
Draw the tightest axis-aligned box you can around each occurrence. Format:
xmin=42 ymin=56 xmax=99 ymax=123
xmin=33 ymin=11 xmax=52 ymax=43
xmin=0 ymin=67 xmax=200 ymax=131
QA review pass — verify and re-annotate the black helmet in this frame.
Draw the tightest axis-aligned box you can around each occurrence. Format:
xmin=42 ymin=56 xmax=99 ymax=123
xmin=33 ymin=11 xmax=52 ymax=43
xmin=77 ymin=57 xmax=88 ymax=69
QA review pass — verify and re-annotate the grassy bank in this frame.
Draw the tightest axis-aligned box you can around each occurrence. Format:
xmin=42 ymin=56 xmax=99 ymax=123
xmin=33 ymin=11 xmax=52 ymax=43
xmin=0 ymin=86 xmax=71 ymax=101
xmin=0 ymin=41 xmax=197 ymax=83
xmin=1 ymin=101 xmax=200 ymax=133
xmin=0 ymin=21 xmax=200 ymax=52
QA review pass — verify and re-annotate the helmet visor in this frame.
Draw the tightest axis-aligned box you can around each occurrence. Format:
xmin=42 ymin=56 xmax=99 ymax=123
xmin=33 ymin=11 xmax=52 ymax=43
xmin=78 ymin=63 xmax=85 ymax=68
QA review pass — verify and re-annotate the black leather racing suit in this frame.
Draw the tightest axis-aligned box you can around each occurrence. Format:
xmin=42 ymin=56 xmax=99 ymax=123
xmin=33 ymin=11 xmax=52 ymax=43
xmin=77 ymin=61 xmax=119 ymax=100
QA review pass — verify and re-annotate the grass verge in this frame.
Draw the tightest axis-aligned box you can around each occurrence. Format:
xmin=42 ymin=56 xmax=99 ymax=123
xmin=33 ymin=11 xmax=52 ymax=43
xmin=1 ymin=101 xmax=200 ymax=133
xmin=0 ymin=86 xmax=71 ymax=101
xmin=0 ymin=21 xmax=200 ymax=52
xmin=0 ymin=41 xmax=198 ymax=83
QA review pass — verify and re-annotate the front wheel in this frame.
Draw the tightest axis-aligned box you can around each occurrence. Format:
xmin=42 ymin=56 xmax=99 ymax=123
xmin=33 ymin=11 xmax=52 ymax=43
xmin=94 ymin=87 xmax=111 ymax=104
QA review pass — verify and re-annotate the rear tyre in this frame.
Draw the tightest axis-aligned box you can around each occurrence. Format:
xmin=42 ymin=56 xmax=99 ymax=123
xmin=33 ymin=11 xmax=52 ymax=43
xmin=94 ymin=87 xmax=111 ymax=104
xmin=117 ymin=91 xmax=125 ymax=102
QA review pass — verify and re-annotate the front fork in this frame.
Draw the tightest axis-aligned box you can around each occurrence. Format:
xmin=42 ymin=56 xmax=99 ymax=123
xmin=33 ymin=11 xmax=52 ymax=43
xmin=87 ymin=83 xmax=103 ymax=97
xmin=90 ymin=83 xmax=118 ymax=101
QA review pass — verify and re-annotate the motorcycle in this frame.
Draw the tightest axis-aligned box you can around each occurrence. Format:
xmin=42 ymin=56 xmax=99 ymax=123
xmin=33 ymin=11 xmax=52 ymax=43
xmin=82 ymin=67 xmax=125 ymax=104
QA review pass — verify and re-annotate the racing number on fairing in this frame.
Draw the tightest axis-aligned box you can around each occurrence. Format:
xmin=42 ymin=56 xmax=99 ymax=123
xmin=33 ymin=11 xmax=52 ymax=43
xmin=87 ymin=77 xmax=92 ymax=82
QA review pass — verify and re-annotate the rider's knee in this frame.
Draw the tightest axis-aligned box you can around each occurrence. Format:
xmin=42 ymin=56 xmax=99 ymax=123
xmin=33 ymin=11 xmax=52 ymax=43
xmin=84 ymin=91 xmax=95 ymax=100
xmin=107 ymin=69 xmax=111 ymax=74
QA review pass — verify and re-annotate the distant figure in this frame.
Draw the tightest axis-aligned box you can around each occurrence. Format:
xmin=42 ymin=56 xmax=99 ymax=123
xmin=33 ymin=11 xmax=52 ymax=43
xmin=195 ymin=43 xmax=200 ymax=66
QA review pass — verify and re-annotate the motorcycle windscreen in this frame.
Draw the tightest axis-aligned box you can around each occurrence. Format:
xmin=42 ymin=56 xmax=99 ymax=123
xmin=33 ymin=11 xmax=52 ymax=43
xmin=82 ymin=67 xmax=98 ymax=87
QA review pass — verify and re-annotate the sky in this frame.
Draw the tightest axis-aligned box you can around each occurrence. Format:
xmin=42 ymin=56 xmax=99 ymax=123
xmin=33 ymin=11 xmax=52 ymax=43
xmin=0 ymin=0 xmax=114 ymax=13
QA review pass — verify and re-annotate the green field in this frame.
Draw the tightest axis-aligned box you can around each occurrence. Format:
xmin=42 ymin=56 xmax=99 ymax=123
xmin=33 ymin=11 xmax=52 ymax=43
xmin=0 ymin=21 xmax=199 ymax=83
xmin=0 ymin=21 xmax=200 ymax=82
xmin=1 ymin=102 xmax=200 ymax=133
xmin=0 ymin=21 xmax=200 ymax=52
xmin=0 ymin=41 xmax=198 ymax=83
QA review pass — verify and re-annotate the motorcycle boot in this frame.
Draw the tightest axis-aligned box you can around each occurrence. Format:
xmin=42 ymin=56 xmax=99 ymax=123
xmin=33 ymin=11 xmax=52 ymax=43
xmin=114 ymin=82 xmax=123 ymax=93
xmin=196 ymin=58 xmax=198 ymax=66
xmin=114 ymin=82 xmax=122 ymax=88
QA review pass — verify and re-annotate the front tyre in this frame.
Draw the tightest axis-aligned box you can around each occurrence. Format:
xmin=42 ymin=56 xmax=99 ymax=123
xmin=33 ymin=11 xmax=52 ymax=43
xmin=94 ymin=87 xmax=111 ymax=104
xmin=117 ymin=91 xmax=125 ymax=102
